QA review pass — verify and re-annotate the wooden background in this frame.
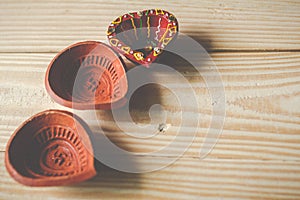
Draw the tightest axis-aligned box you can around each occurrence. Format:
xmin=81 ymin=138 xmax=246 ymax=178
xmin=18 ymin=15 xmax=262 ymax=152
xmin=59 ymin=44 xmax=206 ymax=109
xmin=0 ymin=0 xmax=300 ymax=199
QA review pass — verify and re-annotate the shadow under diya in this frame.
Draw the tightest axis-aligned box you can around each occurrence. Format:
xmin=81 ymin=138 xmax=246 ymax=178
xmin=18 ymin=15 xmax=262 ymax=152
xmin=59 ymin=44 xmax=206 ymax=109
xmin=5 ymin=110 xmax=96 ymax=186
xmin=45 ymin=41 xmax=128 ymax=110
xmin=107 ymin=9 xmax=179 ymax=67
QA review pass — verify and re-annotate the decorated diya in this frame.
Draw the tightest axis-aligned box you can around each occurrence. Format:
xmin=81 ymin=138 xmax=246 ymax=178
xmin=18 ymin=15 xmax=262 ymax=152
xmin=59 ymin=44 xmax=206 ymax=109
xmin=45 ymin=41 xmax=128 ymax=110
xmin=107 ymin=9 xmax=179 ymax=67
xmin=5 ymin=110 xmax=96 ymax=186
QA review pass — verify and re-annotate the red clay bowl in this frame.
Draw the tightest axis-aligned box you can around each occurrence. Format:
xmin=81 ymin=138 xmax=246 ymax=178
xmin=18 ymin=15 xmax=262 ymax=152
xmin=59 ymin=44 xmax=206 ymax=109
xmin=5 ymin=110 xmax=96 ymax=186
xmin=45 ymin=41 xmax=128 ymax=110
xmin=107 ymin=9 xmax=179 ymax=67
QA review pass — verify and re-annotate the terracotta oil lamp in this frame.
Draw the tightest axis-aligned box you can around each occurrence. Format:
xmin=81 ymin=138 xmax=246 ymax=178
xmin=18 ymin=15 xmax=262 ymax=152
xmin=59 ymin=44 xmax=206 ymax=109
xmin=107 ymin=9 xmax=179 ymax=67
xmin=45 ymin=41 xmax=128 ymax=110
xmin=5 ymin=110 xmax=96 ymax=186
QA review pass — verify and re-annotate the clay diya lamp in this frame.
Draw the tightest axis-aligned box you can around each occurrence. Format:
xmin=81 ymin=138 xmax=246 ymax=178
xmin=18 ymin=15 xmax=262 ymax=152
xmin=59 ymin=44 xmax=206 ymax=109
xmin=5 ymin=110 xmax=96 ymax=186
xmin=45 ymin=41 xmax=128 ymax=110
xmin=107 ymin=9 xmax=179 ymax=67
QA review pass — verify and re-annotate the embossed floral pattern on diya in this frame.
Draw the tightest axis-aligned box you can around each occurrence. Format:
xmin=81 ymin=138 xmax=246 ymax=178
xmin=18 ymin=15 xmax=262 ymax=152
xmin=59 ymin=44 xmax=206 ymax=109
xmin=107 ymin=9 xmax=179 ymax=67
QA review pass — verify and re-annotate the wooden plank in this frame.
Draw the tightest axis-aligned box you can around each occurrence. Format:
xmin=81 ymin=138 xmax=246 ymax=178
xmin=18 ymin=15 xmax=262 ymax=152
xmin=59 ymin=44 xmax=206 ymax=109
xmin=0 ymin=0 xmax=300 ymax=52
xmin=0 ymin=52 xmax=299 ymax=160
xmin=0 ymin=153 xmax=300 ymax=199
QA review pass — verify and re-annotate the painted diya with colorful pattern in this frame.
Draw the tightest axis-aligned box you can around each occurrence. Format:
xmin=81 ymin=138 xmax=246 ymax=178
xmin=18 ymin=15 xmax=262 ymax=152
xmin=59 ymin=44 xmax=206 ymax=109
xmin=45 ymin=41 xmax=128 ymax=110
xmin=5 ymin=110 xmax=96 ymax=186
xmin=107 ymin=9 xmax=178 ymax=67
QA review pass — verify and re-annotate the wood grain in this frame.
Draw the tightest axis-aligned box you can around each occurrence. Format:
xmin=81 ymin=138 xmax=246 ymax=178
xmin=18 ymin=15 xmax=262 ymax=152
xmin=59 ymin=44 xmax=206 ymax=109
xmin=0 ymin=52 xmax=299 ymax=161
xmin=0 ymin=0 xmax=300 ymax=52
xmin=1 ymin=0 xmax=300 ymax=199
xmin=1 ymin=153 xmax=300 ymax=199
